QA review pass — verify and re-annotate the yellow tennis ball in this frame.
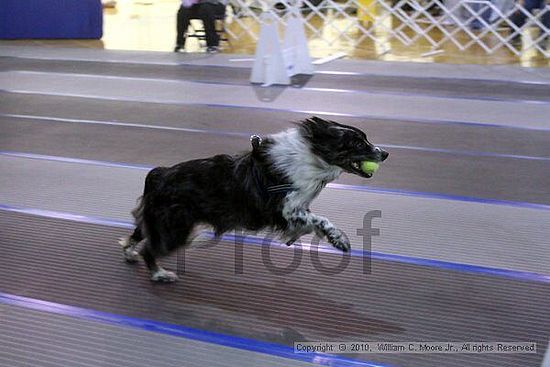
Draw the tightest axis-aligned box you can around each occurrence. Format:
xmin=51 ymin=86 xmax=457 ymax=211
xmin=361 ymin=161 xmax=379 ymax=174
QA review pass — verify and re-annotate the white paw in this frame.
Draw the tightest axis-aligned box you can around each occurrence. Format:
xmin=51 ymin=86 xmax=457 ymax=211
xmin=327 ymin=228 xmax=351 ymax=252
xmin=151 ymin=268 xmax=178 ymax=283
xmin=120 ymin=237 xmax=139 ymax=263
xmin=118 ymin=237 xmax=130 ymax=248
xmin=123 ymin=247 xmax=140 ymax=263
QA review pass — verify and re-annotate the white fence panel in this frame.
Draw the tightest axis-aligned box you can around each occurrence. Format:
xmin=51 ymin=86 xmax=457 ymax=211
xmin=225 ymin=0 xmax=550 ymax=57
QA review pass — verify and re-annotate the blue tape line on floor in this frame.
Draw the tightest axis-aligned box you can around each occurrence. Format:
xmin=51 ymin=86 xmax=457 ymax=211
xmin=1 ymin=204 xmax=549 ymax=284
xmin=0 ymin=292 xmax=390 ymax=367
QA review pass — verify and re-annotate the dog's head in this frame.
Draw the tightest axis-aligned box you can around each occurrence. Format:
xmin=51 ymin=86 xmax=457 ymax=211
xmin=299 ymin=117 xmax=389 ymax=178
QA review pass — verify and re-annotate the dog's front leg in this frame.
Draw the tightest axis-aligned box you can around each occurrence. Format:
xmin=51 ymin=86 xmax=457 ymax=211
xmin=285 ymin=208 xmax=350 ymax=252
xmin=310 ymin=213 xmax=351 ymax=252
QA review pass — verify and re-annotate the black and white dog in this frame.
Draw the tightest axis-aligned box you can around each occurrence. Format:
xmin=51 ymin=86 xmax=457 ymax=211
xmin=120 ymin=117 xmax=388 ymax=282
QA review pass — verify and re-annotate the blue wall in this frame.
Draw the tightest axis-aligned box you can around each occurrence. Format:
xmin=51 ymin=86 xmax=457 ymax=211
xmin=0 ymin=0 xmax=103 ymax=39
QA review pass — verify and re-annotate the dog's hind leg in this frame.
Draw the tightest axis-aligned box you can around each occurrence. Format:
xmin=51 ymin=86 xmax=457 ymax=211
xmin=140 ymin=243 xmax=179 ymax=283
xmin=140 ymin=212 xmax=196 ymax=282
xmin=121 ymin=194 xmax=149 ymax=263
xmin=119 ymin=226 xmax=144 ymax=263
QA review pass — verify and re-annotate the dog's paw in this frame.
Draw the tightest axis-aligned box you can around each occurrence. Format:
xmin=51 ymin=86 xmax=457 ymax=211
xmin=327 ymin=229 xmax=350 ymax=252
xmin=123 ymin=246 xmax=140 ymax=263
xmin=119 ymin=237 xmax=139 ymax=263
xmin=118 ymin=236 xmax=131 ymax=248
xmin=151 ymin=268 xmax=178 ymax=283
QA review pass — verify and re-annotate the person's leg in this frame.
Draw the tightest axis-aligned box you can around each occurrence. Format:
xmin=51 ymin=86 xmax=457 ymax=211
xmin=175 ymin=5 xmax=199 ymax=51
xmin=198 ymin=3 xmax=221 ymax=48
xmin=214 ymin=2 xmax=226 ymax=17
xmin=213 ymin=3 xmax=226 ymax=45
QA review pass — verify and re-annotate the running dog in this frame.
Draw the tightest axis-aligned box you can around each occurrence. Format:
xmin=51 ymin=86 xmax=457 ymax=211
xmin=120 ymin=117 xmax=388 ymax=282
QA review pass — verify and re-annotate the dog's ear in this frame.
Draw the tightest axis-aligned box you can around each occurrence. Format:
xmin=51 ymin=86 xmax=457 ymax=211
xmin=301 ymin=117 xmax=345 ymax=139
xmin=304 ymin=116 xmax=333 ymax=128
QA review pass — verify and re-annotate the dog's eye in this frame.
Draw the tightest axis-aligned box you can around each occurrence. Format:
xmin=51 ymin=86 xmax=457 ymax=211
xmin=355 ymin=141 xmax=366 ymax=149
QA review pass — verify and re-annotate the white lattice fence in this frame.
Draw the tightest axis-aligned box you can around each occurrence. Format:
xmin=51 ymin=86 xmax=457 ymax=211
xmin=224 ymin=0 xmax=550 ymax=57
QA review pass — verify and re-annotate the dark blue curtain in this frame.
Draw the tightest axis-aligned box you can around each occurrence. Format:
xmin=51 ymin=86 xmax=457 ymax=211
xmin=0 ymin=0 xmax=103 ymax=39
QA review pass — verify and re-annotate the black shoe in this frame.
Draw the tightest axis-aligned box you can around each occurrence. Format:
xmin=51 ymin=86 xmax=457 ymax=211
xmin=174 ymin=45 xmax=183 ymax=53
xmin=206 ymin=46 xmax=219 ymax=53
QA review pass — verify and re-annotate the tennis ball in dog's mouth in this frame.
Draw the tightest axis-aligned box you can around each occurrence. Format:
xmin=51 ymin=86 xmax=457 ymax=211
xmin=361 ymin=161 xmax=379 ymax=174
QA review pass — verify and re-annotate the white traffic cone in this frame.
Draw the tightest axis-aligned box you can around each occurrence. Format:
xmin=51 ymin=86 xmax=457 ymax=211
xmin=282 ymin=10 xmax=313 ymax=76
xmin=250 ymin=13 xmax=290 ymax=86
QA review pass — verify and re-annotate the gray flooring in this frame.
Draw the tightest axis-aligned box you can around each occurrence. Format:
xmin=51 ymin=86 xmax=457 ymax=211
xmin=0 ymin=304 xmax=316 ymax=367
xmin=0 ymin=46 xmax=549 ymax=367
xmin=2 ymin=93 xmax=550 ymax=158
xmin=2 ymin=57 xmax=550 ymax=103
xmin=1 ymin=211 xmax=549 ymax=367
xmin=1 ymin=153 xmax=549 ymax=275
xmin=2 ymin=44 xmax=550 ymax=84
xmin=1 ymin=110 xmax=550 ymax=205
xmin=1 ymin=70 xmax=549 ymax=130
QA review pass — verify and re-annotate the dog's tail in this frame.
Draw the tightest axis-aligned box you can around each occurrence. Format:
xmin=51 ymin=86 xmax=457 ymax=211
xmin=131 ymin=167 xmax=167 ymax=240
xmin=131 ymin=196 xmax=146 ymax=233
xmin=118 ymin=194 xmax=147 ymax=261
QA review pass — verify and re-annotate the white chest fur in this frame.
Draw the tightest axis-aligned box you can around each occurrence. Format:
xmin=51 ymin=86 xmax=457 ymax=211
xmin=269 ymin=128 xmax=342 ymax=215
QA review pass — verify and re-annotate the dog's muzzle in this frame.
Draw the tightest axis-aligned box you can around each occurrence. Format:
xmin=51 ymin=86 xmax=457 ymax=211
xmin=377 ymin=147 xmax=389 ymax=162
xmin=348 ymin=147 xmax=389 ymax=178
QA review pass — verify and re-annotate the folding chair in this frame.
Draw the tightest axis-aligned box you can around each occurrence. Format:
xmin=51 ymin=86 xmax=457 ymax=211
xmin=187 ymin=12 xmax=229 ymax=45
